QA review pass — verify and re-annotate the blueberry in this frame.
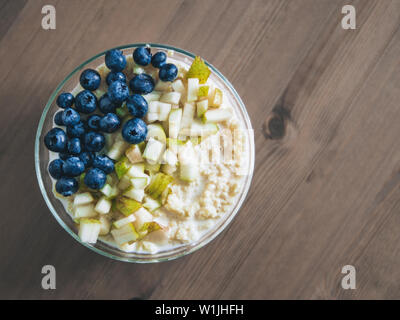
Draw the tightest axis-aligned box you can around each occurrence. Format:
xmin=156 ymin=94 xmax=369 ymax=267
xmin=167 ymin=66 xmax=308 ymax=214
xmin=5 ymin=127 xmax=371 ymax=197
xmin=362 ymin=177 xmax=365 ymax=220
xmin=56 ymin=92 xmax=74 ymax=109
xmin=133 ymin=47 xmax=152 ymax=66
xmin=108 ymin=81 xmax=129 ymax=104
xmin=80 ymin=69 xmax=101 ymax=91
xmin=121 ymin=118 xmax=147 ymax=144
xmin=151 ymin=51 xmax=167 ymax=68
xmin=129 ymin=73 xmax=154 ymax=94
xmin=84 ymin=168 xmax=107 ymax=190
xmin=93 ymin=155 xmax=114 ymax=174
xmin=106 ymin=71 xmax=126 ymax=86
xmin=99 ymin=113 xmax=121 ymax=133
xmin=84 ymin=131 xmax=105 ymax=152
xmin=126 ymin=94 xmax=148 ymax=118
xmin=61 ymin=108 xmax=80 ymax=126
xmin=99 ymin=93 xmax=119 ymax=114
xmin=67 ymin=121 xmax=86 ymax=138
xmin=105 ymin=49 xmax=127 ymax=72
xmin=159 ymin=63 xmax=178 ymax=82
xmin=44 ymin=128 xmax=67 ymax=152
xmin=75 ymin=90 xmax=98 ymax=114
xmin=56 ymin=177 xmax=79 ymax=196
xmin=48 ymin=159 xmax=64 ymax=179
xmin=87 ymin=114 xmax=102 ymax=131
xmin=62 ymin=156 xmax=85 ymax=177
xmin=54 ymin=111 xmax=64 ymax=126
xmin=67 ymin=137 xmax=82 ymax=155
xmin=79 ymin=151 xmax=94 ymax=168
xmin=59 ymin=153 xmax=72 ymax=160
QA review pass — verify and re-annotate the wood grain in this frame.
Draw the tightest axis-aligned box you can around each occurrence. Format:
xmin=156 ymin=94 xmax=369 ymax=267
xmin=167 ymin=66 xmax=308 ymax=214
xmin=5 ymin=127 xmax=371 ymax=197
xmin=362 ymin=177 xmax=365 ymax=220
xmin=0 ymin=0 xmax=399 ymax=299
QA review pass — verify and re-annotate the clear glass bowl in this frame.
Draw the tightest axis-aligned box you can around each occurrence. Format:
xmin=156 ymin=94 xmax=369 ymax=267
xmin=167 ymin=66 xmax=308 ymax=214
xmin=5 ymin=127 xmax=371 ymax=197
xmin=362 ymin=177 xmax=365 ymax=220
xmin=35 ymin=43 xmax=255 ymax=263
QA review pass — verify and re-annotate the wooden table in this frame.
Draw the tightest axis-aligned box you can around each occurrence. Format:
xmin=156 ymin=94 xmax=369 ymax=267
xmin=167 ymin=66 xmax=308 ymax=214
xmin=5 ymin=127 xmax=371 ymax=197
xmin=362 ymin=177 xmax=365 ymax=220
xmin=1 ymin=0 xmax=399 ymax=300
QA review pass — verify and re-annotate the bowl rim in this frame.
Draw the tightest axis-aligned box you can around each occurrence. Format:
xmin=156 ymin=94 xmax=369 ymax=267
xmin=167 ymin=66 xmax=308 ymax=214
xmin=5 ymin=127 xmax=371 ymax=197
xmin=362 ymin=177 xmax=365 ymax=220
xmin=35 ymin=43 xmax=255 ymax=263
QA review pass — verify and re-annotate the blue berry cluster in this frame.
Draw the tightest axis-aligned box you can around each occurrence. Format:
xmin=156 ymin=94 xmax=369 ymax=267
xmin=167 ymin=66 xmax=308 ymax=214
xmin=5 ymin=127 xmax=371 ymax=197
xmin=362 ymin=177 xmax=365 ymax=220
xmin=44 ymin=46 xmax=178 ymax=196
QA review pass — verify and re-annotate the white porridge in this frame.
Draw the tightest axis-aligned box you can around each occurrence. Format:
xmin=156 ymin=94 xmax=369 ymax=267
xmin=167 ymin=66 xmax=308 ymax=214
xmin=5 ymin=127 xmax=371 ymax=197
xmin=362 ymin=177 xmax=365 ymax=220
xmin=48 ymin=49 xmax=250 ymax=254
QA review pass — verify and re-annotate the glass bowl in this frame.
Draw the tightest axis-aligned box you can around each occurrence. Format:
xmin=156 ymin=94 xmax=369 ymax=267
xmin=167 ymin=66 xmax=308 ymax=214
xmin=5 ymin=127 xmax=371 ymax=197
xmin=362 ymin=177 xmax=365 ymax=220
xmin=35 ymin=43 xmax=255 ymax=263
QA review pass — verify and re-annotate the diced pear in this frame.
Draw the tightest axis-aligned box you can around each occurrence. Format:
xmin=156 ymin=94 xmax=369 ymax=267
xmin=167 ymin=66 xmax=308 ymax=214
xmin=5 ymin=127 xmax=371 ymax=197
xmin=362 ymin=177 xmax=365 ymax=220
xmin=79 ymin=218 xmax=101 ymax=243
xmin=140 ymin=241 xmax=158 ymax=253
xmin=133 ymin=64 xmax=145 ymax=74
xmin=166 ymin=138 xmax=186 ymax=154
xmin=130 ymin=177 xmax=149 ymax=189
xmin=177 ymin=65 xmax=188 ymax=79
xmin=196 ymin=99 xmax=209 ymax=118
xmin=186 ymin=56 xmax=211 ymax=84
xmin=133 ymin=208 xmax=154 ymax=230
xmin=96 ymin=64 xmax=110 ymax=80
xmin=120 ymin=241 xmax=138 ymax=252
xmin=145 ymin=172 xmax=173 ymax=199
xmin=179 ymin=103 xmax=195 ymax=135
xmin=157 ymin=102 xmax=172 ymax=121
xmin=154 ymin=80 xmax=172 ymax=92
xmin=106 ymin=174 xmax=114 ymax=185
xmin=180 ymin=164 xmax=198 ymax=182
xmin=182 ymin=119 xmax=218 ymax=137
xmin=113 ymin=214 xmax=136 ymax=229
xmin=178 ymin=142 xmax=198 ymax=182
xmin=145 ymin=162 xmax=161 ymax=173
xmin=138 ymin=221 xmax=161 ymax=237
xmin=161 ymin=149 xmax=178 ymax=166
xmin=100 ymin=184 xmax=119 ymax=199
xmin=94 ymin=196 xmax=112 ymax=214
xmin=111 ymin=223 xmax=139 ymax=246
xmin=203 ymin=109 xmax=232 ymax=123
xmin=187 ymin=78 xmax=199 ymax=102
xmin=168 ymin=108 xmax=182 ymax=139
xmin=114 ymin=196 xmax=142 ymax=216
xmin=117 ymin=175 xmax=131 ymax=191
xmin=74 ymin=204 xmax=97 ymax=218
xmin=99 ymin=215 xmax=111 ymax=235
xmin=188 ymin=136 xmax=201 ymax=145
xmin=143 ymin=196 xmax=162 ymax=212
xmin=107 ymin=140 xmax=129 ymax=161
xmin=161 ymin=164 xmax=177 ymax=175
xmin=171 ymin=79 xmax=185 ymax=93
xmin=73 ymin=192 xmax=94 ymax=206
xmin=115 ymin=156 xmax=132 ymax=179
xmin=126 ymin=163 xmax=145 ymax=178
xmin=198 ymin=85 xmax=209 ymax=98
xmin=144 ymin=228 xmax=169 ymax=245
xmin=143 ymin=91 xmax=162 ymax=104
xmin=146 ymin=123 xmax=167 ymax=144
xmin=124 ymin=187 xmax=145 ymax=202
xmin=116 ymin=105 xmax=129 ymax=118
xmin=148 ymin=101 xmax=159 ymax=113
xmin=146 ymin=112 xmax=159 ymax=123
xmin=94 ymin=89 xmax=106 ymax=99
xmin=160 ymin=92 xmax=181 ymax=105
xmin=143 ymin=138 xmax=165 ymax=164
xmin=125 ymin=144 xmax=143 ymax=164
xmin=161 ymin=186 xmax=171 ymax=205
xmin=210 ymin=88 xmax=223 ymax=107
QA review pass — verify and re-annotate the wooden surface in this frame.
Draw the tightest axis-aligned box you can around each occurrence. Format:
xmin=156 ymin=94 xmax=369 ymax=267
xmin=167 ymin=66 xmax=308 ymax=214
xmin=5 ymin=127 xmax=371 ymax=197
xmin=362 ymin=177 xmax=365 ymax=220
xmin=0 ymin=0 xmax=399 ymax=300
